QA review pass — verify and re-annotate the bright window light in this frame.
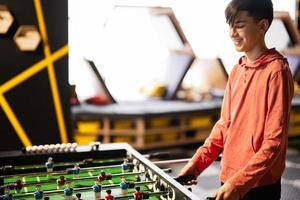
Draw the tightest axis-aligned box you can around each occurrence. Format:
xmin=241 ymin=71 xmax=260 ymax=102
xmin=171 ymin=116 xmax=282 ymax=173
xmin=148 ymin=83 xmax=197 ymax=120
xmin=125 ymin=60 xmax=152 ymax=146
xmin=69 ymin=0 xmax=296 ymax=100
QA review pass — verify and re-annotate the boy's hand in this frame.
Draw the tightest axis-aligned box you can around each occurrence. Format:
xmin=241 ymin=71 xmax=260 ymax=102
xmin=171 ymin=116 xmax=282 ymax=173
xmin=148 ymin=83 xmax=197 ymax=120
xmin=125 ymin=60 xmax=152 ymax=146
xmin=178 ymin=162 xmax=200 ymax=185
xmin=214 ymin=182 xmax=239 ymax=200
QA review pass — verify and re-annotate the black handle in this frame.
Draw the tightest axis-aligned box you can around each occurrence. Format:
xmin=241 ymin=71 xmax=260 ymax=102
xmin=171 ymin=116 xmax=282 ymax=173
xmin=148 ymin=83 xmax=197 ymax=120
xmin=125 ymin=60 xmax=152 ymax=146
xmin=174 ymin=174 xmax=196 ymax=185
xmin=206 ymin=197 xmax=216 ymax=200
xmin=148 ymin=152 xmax=171 ymax=159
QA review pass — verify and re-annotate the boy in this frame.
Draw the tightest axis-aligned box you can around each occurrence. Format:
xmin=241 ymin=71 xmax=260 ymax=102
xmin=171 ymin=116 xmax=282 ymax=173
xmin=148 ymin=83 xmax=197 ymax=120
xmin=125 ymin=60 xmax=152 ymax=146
xmin=179 ymin=0 xmax=294 ymax=200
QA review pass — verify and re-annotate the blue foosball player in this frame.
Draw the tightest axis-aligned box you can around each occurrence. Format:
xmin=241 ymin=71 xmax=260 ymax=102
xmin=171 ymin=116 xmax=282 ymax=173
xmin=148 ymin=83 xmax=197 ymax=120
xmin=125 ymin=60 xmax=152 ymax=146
xmin=45 ymin=157 xmax=54 ymax=173
xmin=34 ymin=185 xmax=43 ymax=200
xmin=2 ymin=186 xmax=13 ymax=200
xmin=121 ymin=159 xmax=134 ymax=173
xmin=92 ymin=180 xmax=102 ymax=199
xmin=72 ymin=163 xmax=80 ymax=178
xmin=64 ymin=182 xmax=73 ymax=200
xmin=2 ymin=194 xmax=13 ymax=200
xmin=119 ymin=177 xmax=129 ymax=195
xmin=121 ymin=159 xmax=129 ymax=173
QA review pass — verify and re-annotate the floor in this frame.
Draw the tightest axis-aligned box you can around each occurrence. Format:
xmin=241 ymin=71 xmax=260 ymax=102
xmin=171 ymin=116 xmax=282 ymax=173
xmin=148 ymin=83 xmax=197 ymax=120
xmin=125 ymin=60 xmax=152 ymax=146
xmin=142 ymin=138 xmax=300 ymax=200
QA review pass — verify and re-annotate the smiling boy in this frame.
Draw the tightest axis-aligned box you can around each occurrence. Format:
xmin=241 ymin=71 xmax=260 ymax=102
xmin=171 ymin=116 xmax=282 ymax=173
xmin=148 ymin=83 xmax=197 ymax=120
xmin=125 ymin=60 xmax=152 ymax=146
xmin=179 ymin=0 xmax=294 ymax=200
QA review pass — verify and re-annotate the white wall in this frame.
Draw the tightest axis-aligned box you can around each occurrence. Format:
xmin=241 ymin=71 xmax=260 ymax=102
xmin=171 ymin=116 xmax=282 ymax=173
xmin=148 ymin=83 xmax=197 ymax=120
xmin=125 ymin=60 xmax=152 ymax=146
xmin=69 ymin=0 xmax=297 ymax=100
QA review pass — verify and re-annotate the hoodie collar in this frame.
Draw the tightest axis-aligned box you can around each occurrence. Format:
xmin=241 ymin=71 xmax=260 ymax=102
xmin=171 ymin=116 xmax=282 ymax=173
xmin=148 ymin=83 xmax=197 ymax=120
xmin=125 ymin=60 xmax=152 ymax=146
xmin=238 ymin=48 xmax=285 ymax=68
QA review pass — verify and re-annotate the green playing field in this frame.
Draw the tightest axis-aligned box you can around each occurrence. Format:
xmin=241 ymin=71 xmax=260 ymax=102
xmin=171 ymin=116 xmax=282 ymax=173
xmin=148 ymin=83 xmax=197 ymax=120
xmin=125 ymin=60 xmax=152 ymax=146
xmin=4 ymin=166 xmax=161 ymax=200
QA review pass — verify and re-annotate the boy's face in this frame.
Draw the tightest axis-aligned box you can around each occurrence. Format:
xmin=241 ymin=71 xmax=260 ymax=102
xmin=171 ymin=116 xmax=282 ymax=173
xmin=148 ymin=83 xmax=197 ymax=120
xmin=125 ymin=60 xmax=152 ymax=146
xmin=229 ymin=11 xmax=266 ymax=52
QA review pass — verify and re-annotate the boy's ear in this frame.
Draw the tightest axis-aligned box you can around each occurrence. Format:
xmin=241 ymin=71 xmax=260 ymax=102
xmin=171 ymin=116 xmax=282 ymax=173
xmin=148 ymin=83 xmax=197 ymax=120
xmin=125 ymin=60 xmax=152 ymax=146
xmin=258 ymin=19 xmax=269 ymax=34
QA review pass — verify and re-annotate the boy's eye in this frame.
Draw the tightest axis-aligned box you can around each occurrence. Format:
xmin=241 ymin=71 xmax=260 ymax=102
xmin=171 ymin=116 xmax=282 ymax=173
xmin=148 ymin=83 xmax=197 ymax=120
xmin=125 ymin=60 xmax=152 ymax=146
xmin=235 ymin=23 xmax=245 ymax=29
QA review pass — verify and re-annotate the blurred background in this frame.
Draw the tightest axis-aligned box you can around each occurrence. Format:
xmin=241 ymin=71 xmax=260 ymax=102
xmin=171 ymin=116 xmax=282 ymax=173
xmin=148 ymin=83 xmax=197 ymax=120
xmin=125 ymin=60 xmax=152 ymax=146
xmin=1 ymin=0 xmax=300 ymax=199
xmin=69 ymin=0 xmax=296 ymax=101
xmin=0 ymin=0 xmax=300 ymax=154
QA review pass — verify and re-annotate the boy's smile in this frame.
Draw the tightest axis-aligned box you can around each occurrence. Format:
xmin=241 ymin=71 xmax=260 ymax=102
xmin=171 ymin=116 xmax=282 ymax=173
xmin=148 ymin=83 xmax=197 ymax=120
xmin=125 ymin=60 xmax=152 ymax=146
xmin=229 ymin=11 xmax=267 ymax=58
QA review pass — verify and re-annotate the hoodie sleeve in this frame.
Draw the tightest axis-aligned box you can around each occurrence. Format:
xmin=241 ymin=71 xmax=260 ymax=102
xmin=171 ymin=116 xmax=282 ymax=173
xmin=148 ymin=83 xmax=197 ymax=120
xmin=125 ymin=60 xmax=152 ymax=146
xmin=190 ymin=79 xmax=231 ymax=173
xmin=227 ymin=67 xmax=293 ymax=197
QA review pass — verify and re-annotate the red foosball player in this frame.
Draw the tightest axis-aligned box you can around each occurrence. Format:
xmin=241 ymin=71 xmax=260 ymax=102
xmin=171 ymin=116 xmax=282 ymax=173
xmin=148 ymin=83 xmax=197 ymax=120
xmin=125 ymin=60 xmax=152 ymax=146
xmin=14 ymin=179 xmax=23 ymax=192
xmin=105 ymin=189 xmax=114 ymax=200
xmin=97 ymin=171 xmax=107 ymax=182
xmin=133 ymin=186 xmax=143 ymax=200
xmin=75 ymin=193 xmax=82 ymax=200
xmin=56 ymin=175 xmax=67 ymax=188
xmin=97 ymin=171 xmax=112 ymax=184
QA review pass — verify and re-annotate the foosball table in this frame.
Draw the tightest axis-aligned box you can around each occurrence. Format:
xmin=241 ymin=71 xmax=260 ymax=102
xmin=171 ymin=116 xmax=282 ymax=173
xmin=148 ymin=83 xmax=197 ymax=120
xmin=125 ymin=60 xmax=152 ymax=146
xmin=0 ymin=143 xmax=203 ymax=200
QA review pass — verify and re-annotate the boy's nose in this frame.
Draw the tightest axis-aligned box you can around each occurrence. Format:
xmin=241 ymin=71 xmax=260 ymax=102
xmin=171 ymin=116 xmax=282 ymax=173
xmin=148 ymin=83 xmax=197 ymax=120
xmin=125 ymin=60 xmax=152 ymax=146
xmin=229 ymin=27 xmax=237 ymax=37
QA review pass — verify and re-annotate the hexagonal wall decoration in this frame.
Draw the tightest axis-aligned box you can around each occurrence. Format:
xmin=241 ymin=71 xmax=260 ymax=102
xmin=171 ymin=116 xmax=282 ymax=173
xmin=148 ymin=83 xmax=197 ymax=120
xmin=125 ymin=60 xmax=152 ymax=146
xmin=14 ymin=25 xmax=41 ymax=51
xmin=0 ymin=5 xmax=14 ymax=34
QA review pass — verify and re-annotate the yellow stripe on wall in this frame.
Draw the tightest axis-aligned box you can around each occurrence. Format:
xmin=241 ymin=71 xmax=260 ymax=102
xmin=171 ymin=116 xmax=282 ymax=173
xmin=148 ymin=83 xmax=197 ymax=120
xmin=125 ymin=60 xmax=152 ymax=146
xmin=0 ymin=45 xmax=67 ymax=147
xmin=34 ymin=0 xmax=68 ymax=143
xmin=0 ymin=45 xmax=68 ymax=94
xmin=0 ymin=94 xmax=32 ymax=147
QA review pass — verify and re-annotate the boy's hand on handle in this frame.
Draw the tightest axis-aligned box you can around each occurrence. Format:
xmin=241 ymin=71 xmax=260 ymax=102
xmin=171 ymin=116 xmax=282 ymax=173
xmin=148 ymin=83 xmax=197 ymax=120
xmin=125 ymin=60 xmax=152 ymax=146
xmin=178 ymin=161 xmax=200 ymax=185
xmin=214 ymin=182 xmax=239 ymax=200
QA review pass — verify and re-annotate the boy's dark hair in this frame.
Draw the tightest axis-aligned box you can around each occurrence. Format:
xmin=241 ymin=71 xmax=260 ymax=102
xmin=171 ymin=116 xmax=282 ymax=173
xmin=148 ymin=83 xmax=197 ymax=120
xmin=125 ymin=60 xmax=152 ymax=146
xmin=225 ymin=0 xmax=273 ymax=27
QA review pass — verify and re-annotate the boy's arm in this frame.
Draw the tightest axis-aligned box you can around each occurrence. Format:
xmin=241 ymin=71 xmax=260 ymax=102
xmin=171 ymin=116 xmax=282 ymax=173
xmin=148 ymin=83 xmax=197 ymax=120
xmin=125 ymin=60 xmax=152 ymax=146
xmin=226 ymin=68 xmax=293 ymax=198
xmin=190 ymin=80 xmax=232 ymax=174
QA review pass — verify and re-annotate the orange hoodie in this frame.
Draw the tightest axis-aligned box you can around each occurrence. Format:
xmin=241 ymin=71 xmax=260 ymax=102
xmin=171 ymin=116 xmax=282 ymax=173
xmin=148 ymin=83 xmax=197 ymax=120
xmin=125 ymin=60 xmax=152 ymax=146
xmin=191 ymin=48 xmax=294 ymax=197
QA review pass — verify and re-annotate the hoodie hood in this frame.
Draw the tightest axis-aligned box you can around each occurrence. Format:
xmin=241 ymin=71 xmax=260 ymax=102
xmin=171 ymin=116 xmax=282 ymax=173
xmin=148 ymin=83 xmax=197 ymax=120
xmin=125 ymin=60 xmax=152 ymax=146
xmin=238 ymin=48 xmax=286 ymax=68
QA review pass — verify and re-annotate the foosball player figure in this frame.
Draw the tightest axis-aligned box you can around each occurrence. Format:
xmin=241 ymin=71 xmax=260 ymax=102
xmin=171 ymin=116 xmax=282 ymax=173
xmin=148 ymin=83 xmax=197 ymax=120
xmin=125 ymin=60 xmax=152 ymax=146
xmin=57 ymin=175 xmax=67 ymax=189
xmin=121 ymin=159 xmax=129 ymax=173
xmin=133 ymin=186 xmax=143 ymax=200
xmin=14 ymin=179 xmax=23 ymax=193
xmin=121 ymin=159 xmax=134 ymax=173
xmin=75 ymin=193 xmax=82 ymax=200
xmin=34 ymin=184 xmax=43 ymax=200
xmin=92 ymin=180 xmax=102 ymax=199
xmin=72 ymin=163 xmax=80 ymax=178
xmin=45 ymin=157 xmax=54 ymax=173
xmin=127 ymin=155 xmax=134 ymax=163
xmin=64 ymin=182 xmax=73 ymax=200
xmin=119 ymin=177 xmax=129 ymax=195
xmin=97 ymin=171 xmax=106 ymax=182
xmin=1 ymin=186 xmax=13 ymax=200
xmin=97 ymin=171 xmax=112 ymax=182
xmin=105 ymin=190 xmax=114 ymax=200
